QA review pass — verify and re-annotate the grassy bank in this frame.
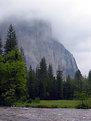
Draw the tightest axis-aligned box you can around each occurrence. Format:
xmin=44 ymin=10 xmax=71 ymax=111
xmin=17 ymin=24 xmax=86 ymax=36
xmin=13 ymin=99 xmax=91 ymax=108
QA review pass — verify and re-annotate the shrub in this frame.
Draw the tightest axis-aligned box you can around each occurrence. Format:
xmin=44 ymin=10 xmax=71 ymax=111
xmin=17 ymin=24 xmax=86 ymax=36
xmin=76 ymin=103 xmax=89 ymax=109
xmin=27 ymin=98 xmax=32 ymax=103
xmin=25 ymin=104 xmax=30 ymax=107
xmin=35 ymin=97 xmax=40 ymax=103
xmin=1 ymin=89 xmax=16 ymax=106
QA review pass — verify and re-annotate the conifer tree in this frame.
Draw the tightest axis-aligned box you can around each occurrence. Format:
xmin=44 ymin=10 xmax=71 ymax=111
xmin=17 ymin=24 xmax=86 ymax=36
xmin=40 ymin=57 xmax=47 ymax=75
xmin=88 ymin=70 xmax=91 ymax=95
xmin=28 ymin=66 xmax=36 ymax=99
xmin=63 ymin=75 xmax=73 ymax=99
xmin=57 ymin=65 xmax=63 ymax=99
xmin=74 ymin=69 xmax=83 ymax=92
xmin=20 ymin=46 xmax=26 ymax=66
xmin=47 ymin=64 xmax=55 ymax=99
xmin=48 ymin=64 xmax=53 ymax=79
xmin=4 ymin=24 xmax=17 ymax=54
xmin=0 ymin=37 xmax=3 ymax=55
xmin=39 ymin=57 xmax=48 ymax=99
xmin=36 ymin=65 xmax=40 ymax=78
xmin=88 ymin=70 xmax=91 ymax=85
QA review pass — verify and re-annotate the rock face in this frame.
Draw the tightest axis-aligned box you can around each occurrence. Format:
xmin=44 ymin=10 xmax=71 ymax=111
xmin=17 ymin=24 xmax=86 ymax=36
xmin=0 ymin=19 xmax=78 ymax=77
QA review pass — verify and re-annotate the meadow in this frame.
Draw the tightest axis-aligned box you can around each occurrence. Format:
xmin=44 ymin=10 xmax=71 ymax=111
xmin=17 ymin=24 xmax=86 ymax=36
xmin=13 ymin=99 xmax=91 ymax=108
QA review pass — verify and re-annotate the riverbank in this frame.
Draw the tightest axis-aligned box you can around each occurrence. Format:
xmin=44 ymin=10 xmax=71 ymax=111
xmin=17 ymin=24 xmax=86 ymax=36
xmin=13 ymin=99 xmax=91 ymax=109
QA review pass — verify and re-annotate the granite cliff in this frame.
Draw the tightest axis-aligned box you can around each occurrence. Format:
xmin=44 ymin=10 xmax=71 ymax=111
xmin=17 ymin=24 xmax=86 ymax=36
xmin=0 ymin=19 xmax=78 ymax=77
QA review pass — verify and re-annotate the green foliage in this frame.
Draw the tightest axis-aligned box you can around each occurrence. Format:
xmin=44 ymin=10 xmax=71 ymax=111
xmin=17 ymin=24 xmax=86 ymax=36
xmin=88 ymin=70 xmax=91 ymax=96
xmin=0 ymin=32 xmax=27 ymax=106
xmin=34 ymin=97 xmax=40 ymax=103
xmin=27 ymin=98 xmax=32 ymax=103
xmin=0 ymin=56 xmax=27 ymax=105
xmin=74 ymin=70 xmax=83 ymax=92
xmin=63 ymin=75 xmax=74 ymax=99
xmin=4 ymin=47 xmax=23 ymax=62
xmin=0 ymin=37 xmax=3 ymax=55
xmin=56 ymin=65 xmax=63 ymax=99
xmin=40 ymin=57 xmax=47 ymax=75
xmin=20 ymin=46 xmax=26 ymax=66
xmin=1 ymin=89 xmax=16 ymax=106
xmin=76 ymin=103 xmax=89 ymax=109
xmin=27 ymin=65 xmax=40 ymax=99
xmin=75 ymin=91 xmax=89 ymax=109
xmin=74 ymin=91 xmax=88 ymax=100
xmin=27 ymin=59 xmax=91 ymax=102
xmin=38 ymin=57 xmax=49 ymax=99
xmin=1 ymin=24 xmax=91 ymax=106
xmin=88 ymin=70 xmax=91 ymax=85
xmin=48 ymin=64 xmax=53 ymax=79
xmin=4 ymin=24 xmax=17 ymax=54
xmin=5 ymin=49 xmax=27 ymax=98
xmin=14 ymin=100 xmax=82 ymax=108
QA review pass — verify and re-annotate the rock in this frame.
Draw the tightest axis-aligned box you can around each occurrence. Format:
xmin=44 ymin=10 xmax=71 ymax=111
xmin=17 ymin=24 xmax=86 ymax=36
xmin=0 ymin=18 xmax=78 ymax=78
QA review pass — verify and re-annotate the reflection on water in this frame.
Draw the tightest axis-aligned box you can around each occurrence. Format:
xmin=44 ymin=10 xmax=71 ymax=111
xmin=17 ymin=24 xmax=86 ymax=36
xmin=0 ymin=107 xmax=91 ymax=121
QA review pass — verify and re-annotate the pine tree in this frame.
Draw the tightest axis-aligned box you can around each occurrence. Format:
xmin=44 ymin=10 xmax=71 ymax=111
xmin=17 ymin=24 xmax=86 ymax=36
xmin=20 ymin=46 xmax=26 ymax=66
xmin=36 ymin=65 xmax=40 ymax=78
xmin=88 ymin=70 xmax=91 ymax=85
xmin=88 ymin=70 xmax=91 ymax=96
xmin=4 ymin=24 xmax=17 ymax=54
xmin=40 ymin=57 xmax=47 ymax=75
xmin=57 ymin=65 xmax=63 ymax=99
xmin=48 ymin=64 xmax=53 ymax=79
xmin=74 ymin=69 xmax=83 ymax=92
xmin=75 ymin=70 xmax=82 ymax=80
xmin=28 ymin=66 xmax=36 ymax=99
xmin=47 ymin=64 xmax=55 ymax=99
xmin=39 ymin=57 xmax=48 ymax=99
xmin=0 ymin=37 xmax=3 ymax=55
xmin=63 ymin=75 xmax=73 ymax=99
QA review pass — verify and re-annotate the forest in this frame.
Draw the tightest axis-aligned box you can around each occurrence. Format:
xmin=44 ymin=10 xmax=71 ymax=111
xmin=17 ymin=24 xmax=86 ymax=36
xmin=0 ymin=24 xmax=91 ymax=107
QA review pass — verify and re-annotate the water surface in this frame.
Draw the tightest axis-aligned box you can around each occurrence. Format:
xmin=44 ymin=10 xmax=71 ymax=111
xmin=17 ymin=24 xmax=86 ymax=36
xmin=0 ymin=107 xmax=91 ymax=121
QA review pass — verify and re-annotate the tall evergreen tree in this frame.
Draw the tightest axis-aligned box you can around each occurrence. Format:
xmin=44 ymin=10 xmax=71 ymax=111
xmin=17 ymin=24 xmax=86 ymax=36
xmin=88 ymin=70 xmax=91 ymax=96
xmin=75 ymin=70 xmax=82 ymax=80
xmin=63 ymin=75 xmax=73 ymax=99
xmin=4 ymin=24 xmax=17 ymax=54
xmin=48 ymin=64 xmax=53 ymax=79
xmin=0 ymin=37 xmax=3 ymax=55
xmin=88 ymin=70 xmax=91 ymax=85
xmin=36 ymin=65 xmax=40 ymax=78
xmin=20 ymin=46 xmax=26 ymax=66
xmin=27 ymin=65 xmax=39 ymax=99
xmin=39 ymin=57 xmax=48 ymax=99
xmin=74 ymin=69 xmax=83 ymax=92
xmin=47 ymin=64 xmax=56 ymax=99
xmin=40 ymin=57 xmax=47 ymax=75
xmin=56 ymin=65 xmax=63 ymax=99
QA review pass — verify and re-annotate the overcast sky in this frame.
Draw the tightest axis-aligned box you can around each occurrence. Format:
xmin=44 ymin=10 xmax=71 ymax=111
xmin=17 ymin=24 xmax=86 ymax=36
xmin=1 ymin=0 xmax=91 ymax=76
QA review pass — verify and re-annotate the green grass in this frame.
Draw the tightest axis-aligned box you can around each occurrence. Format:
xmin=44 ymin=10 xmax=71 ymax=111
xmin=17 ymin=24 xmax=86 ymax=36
xmin=38 ymin=100 xmax=80 ymax=108
xmin=13 ymin=98 xmax=91 ymax=108
xmin=13 ymin=100 xmax=83 ymax=108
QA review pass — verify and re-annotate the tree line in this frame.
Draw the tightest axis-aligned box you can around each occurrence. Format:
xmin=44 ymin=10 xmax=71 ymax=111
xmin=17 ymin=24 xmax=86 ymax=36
xmin=0 ymin=24 xmax=91 ymax=106
xmin=27 ymin=58 xmax=91 ymax=101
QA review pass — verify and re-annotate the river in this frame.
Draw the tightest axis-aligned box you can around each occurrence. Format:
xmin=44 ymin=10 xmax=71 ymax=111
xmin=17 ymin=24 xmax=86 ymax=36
xmin=0 ymin=107 xmax=91 ymax=121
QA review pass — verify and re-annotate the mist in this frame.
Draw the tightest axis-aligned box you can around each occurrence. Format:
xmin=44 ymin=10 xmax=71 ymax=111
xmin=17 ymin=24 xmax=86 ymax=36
xmin=1 ymin=0 xmax=91 ymax=75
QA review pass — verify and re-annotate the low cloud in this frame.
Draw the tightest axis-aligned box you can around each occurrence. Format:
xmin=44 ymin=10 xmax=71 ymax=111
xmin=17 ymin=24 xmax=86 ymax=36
xmin=1 ymin=0 xmax=91 ymax=75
